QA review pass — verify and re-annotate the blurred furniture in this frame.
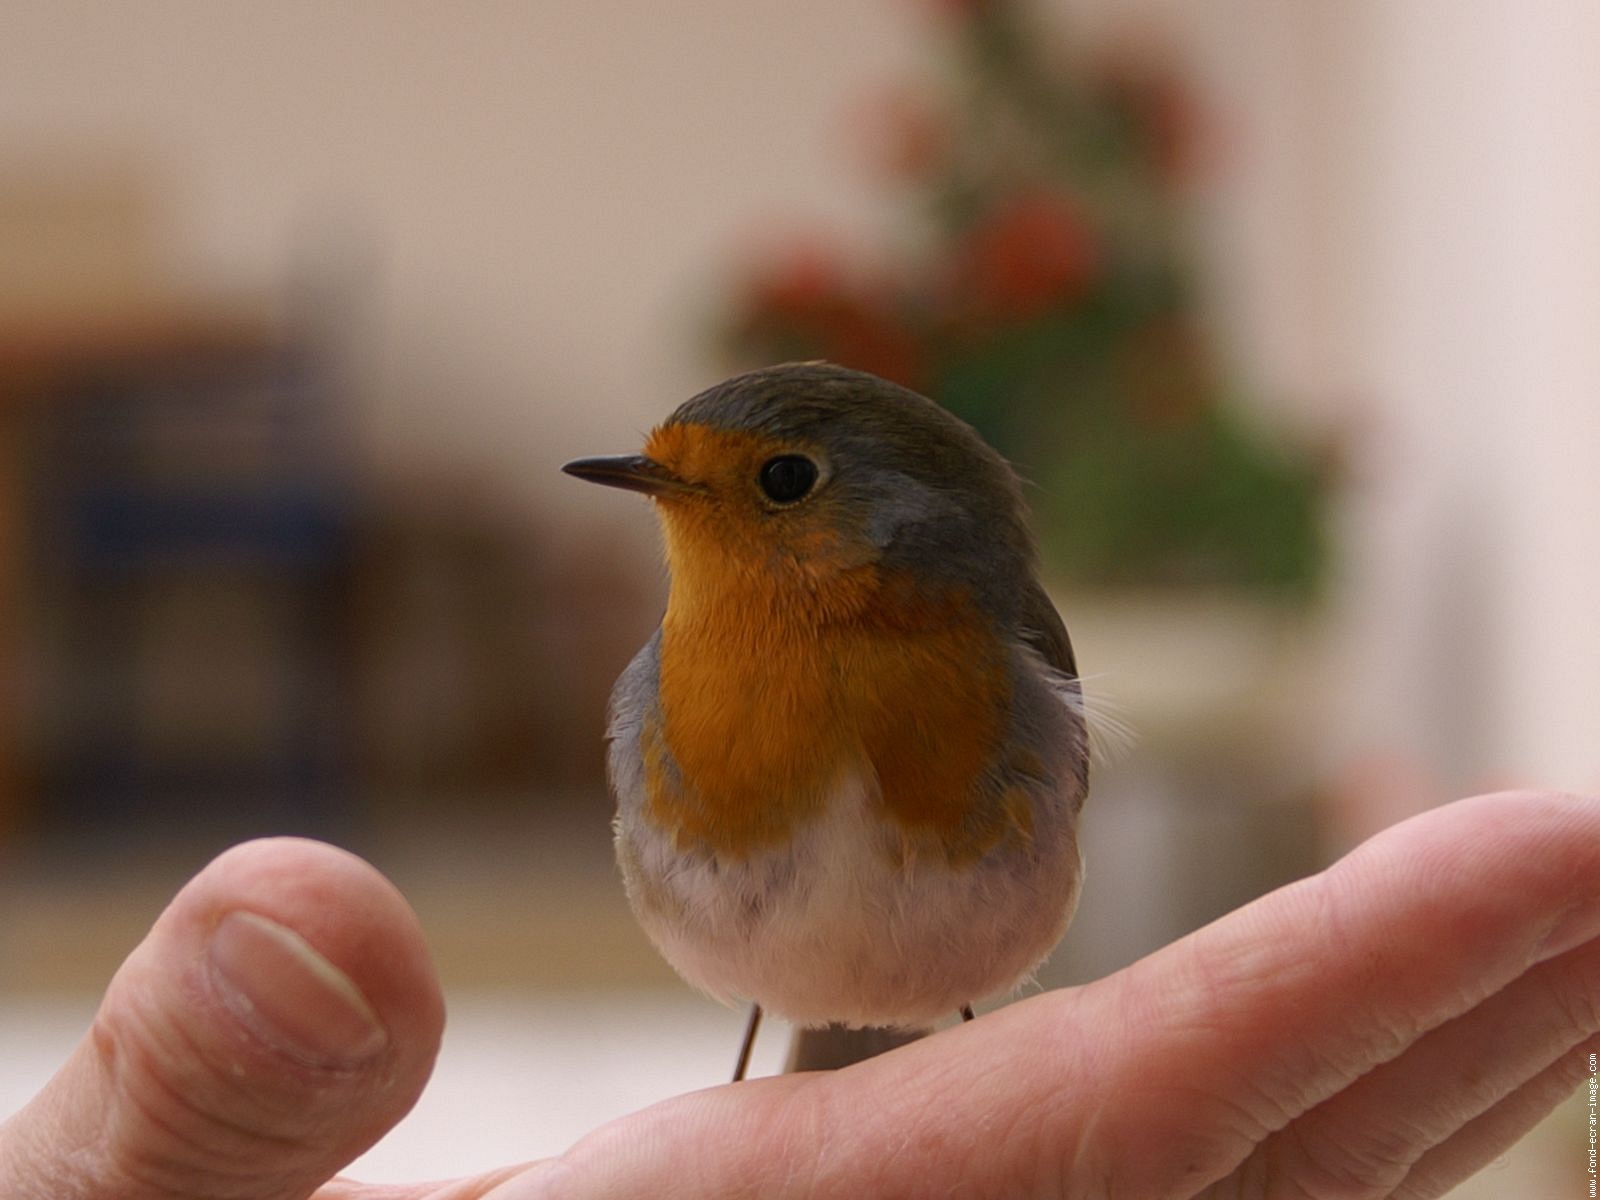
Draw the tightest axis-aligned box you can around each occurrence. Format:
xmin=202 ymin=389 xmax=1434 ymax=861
xmin=1 ymin=304 xmax=353 ymax=841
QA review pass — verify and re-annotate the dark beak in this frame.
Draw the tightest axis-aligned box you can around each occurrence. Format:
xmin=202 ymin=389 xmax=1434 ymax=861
xmin=561 ymin=454 xmax=697 ymax=496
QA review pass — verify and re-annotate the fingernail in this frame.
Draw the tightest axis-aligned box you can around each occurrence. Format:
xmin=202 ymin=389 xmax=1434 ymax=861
xmin=206 ymin=910 xmax=389 ymax=1068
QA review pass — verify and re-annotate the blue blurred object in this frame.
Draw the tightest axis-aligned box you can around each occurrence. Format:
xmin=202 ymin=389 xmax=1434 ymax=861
xmin=67 ymin=481 xmax=343 ymax=573
xmin=32 ymin=330 xmax=354 ymax=842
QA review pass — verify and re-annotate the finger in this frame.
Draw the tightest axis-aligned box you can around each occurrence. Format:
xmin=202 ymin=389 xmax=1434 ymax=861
xmin=311 ymin=1164 xmax=533 ymax=1200
xmin=497 ymin=791 xmax=1600 ymax=1200
xmin=1057 ymin=790 xmax=1600 ymax=1194
xmin=1388 ymin=1033 xmax=1597 ymax=1200
xmin=0 ymin=838 xmax=444 ymax=1200
xmin=1207 ymin=930 xmax=1600 ymax=1197
xmin=498 ymin=1074 xmax=825 ymax=1199
xmin=498 ymin=986 xmax=1140 ymax=1200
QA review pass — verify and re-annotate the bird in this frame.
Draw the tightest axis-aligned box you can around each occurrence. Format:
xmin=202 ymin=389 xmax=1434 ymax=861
xmin=563 ymin=362 xmax=1090 ymax=1079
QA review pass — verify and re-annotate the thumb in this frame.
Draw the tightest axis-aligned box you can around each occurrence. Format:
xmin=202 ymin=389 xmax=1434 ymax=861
xmin=0 ymin=837 xmax=444 ymax=1200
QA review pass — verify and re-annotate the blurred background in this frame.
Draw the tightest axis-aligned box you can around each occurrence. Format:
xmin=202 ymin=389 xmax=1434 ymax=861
xmin=0 ymin=0 xmax=1594 ymax=1191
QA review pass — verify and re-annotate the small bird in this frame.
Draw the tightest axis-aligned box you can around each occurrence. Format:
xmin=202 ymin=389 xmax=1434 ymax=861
xmin=563 ymin=362 xmax=1089 ymax=1079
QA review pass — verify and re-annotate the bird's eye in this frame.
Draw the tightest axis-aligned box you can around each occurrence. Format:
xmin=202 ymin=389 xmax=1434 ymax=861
xmin=757 ymin=455 xmax=819 ymax=504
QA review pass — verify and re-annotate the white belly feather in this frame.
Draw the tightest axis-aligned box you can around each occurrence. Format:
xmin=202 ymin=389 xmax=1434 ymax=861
xmin=617 ymin=771 xmax=1081 ymax=1029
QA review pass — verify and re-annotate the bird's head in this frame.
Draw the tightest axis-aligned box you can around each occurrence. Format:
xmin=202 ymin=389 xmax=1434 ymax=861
xmin=563 ymin=363 xmax=1038 ymax=626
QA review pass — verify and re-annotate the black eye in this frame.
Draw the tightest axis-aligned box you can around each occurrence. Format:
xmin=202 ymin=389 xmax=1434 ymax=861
xmin=757 ymin=455 xmax=819 ymax=504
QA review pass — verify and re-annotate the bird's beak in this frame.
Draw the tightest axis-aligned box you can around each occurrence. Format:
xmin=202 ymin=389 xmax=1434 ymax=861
xmin=561 ymin=454 xmax=699 ymax=496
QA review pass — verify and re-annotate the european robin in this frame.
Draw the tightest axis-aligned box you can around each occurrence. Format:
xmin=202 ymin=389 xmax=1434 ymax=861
xmin=563 ymin=362 xmax=1089 ymax=1078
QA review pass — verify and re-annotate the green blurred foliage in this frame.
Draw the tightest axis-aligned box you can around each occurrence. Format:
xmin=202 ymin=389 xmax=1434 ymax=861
xmin=717 ymin=0 xmax=1333 ymax=595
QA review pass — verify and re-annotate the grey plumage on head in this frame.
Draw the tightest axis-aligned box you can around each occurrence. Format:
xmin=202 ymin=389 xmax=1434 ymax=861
xmin=667 ymin=363 xmax=1049 ymax=635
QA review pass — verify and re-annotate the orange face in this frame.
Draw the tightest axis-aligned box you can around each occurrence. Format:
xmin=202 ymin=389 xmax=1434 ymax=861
xmin=640 ymin=422 xmax=875 ymax=623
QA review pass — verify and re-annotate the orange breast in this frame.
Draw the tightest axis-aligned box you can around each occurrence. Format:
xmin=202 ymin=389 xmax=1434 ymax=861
xmin=647 ymin=562 xmax=1015 ymax=861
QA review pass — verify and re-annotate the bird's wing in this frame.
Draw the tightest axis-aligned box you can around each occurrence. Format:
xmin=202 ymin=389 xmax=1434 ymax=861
xmin=605 ymin=628 xmax=661 ymax=814
xmin=1016 ymin=579 xmax=1077 ymax=680
xmin=1013 ymin=578 xmax=1091 ymax=801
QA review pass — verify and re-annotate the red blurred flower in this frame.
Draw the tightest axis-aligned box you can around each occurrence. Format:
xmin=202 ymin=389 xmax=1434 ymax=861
xmin=732 ymin=237 xmax=925 ymax=388
xmin=947 ymin=189 xmax=1101 ymax=325
xmin=1097 ymin=48 xmax=1207 ymax=188
xmin=741 ymin=236 xmax=853 ymax=322
xmin=850 ymin=84 xmax=950 ymax=184
xmin=923 ymin=0 xmax=1007 ymax=22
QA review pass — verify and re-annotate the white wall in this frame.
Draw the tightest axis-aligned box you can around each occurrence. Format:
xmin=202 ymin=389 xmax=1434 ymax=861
xmin=1335 ymin=2 xmax=1600 ymax=793
xmin=0 ymin=0 xmax=922 ymax=500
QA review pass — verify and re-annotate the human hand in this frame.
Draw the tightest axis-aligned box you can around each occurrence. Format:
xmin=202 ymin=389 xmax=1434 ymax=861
xmin=6 ymin=790 xmax=1596 ymax=1198
xmin=0 ymin=838 xmax=444 ymax=1200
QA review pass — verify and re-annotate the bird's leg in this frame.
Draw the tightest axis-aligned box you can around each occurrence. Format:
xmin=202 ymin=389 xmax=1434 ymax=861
xmin=960 ymin=1004 xmax=975 ymax=1022
xmin=732 ymin=1003 xmax=763 ymax=1082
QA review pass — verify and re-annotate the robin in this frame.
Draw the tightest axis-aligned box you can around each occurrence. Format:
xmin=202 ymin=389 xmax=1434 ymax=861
xmin=563 ymin=362 xmax=1089 ymax=1079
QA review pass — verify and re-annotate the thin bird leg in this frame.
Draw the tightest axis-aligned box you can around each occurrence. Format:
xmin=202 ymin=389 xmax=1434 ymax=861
xmin=960 ymin=1004 xmax=975 ymax=1022
xmin=733 ymin=1004 xmax=763 ymax=1082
